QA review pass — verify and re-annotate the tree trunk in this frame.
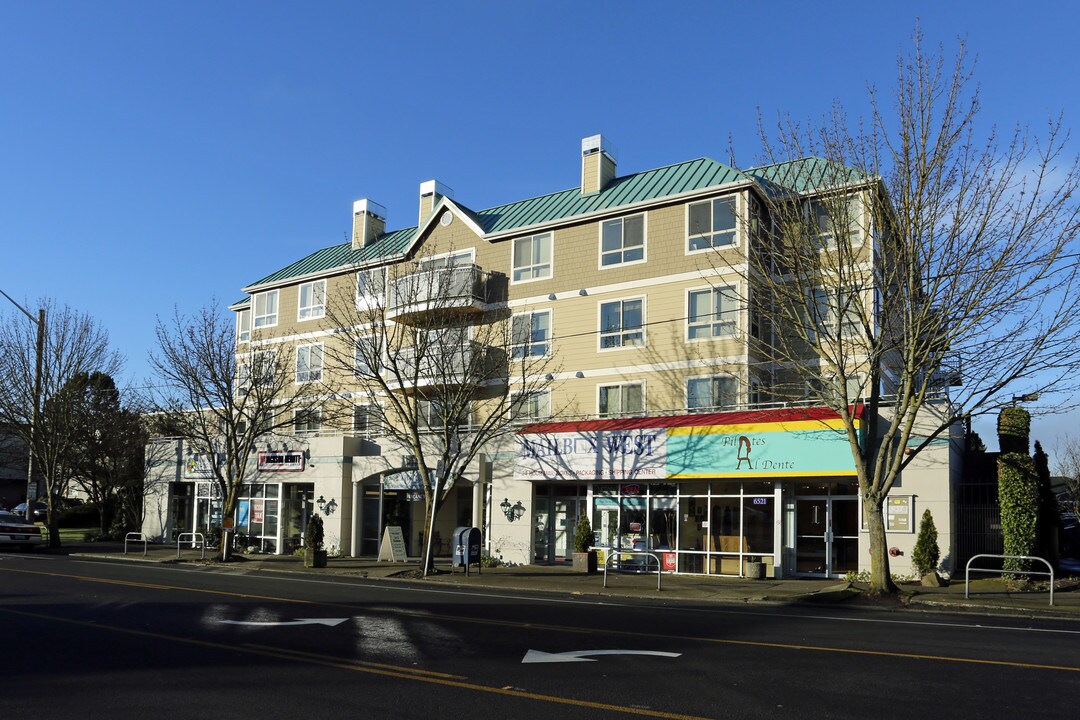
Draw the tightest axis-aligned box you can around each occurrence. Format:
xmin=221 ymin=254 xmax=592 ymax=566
xmin=864 ymin=500 xmax=897 ymax=594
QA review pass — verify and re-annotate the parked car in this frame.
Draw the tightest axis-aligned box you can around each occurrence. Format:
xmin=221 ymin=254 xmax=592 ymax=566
xmin=12 ymin=502 xmax=48 ymax=521
xmin=0 ymin=511 xmax=44 ymax=549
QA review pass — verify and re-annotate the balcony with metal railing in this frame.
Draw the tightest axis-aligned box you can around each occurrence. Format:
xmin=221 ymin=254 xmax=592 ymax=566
xmin=382 ymin=339 xmax=504 ymax=395
xmin=386 ymin=264 xmax=495 ymax=324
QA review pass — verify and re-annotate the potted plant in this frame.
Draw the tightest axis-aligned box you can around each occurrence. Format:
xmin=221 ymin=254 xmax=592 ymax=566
xmin=303 ymin=512 xmax=327 ymax=568
xmin=744 ymin=555 xmax=766 ymax=580
xmin=572 ymin=514 xmax=598 ymax=574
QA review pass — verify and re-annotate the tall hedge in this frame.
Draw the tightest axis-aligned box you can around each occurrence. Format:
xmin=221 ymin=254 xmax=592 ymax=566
xmin=997 ymin=407 xmax=1037 ymax=574
xmin=1033 ymin=441 xmax=1059 ymax=566
xmin=998 ymin=453 xmax=1039 ymax=573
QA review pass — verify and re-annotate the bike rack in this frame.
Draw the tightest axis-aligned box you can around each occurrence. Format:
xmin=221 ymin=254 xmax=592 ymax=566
xmin=176 ymin=532 xmax=206 ymax=560
xmin=124 ymin=532 xmax=147 ymax=556
xmin=965 ymin=554 xmax=1055 ymax=606
xmin=600 ymin=548 xmax=664 ymax=591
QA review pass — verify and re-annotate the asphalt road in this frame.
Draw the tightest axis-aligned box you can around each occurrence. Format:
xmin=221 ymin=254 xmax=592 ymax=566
xmin=2 ymin=551 xmax=1078 ymax=719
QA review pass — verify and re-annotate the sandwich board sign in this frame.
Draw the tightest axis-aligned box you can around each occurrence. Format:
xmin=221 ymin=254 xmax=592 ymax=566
xmin=378 ymin=526 xmax=407 ymax=562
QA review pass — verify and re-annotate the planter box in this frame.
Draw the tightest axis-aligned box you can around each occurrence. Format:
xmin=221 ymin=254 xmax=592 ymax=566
xmin=572 ymin=550 xmax=598 ymax=574
xmin=744 ymin=561 xmax=766 ymax=580
xmin=304 ymin=549 xmax=328 ymax=568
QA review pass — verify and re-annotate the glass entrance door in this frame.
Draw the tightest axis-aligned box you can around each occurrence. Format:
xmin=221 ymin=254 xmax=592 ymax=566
xmin=795 ymin=496 xmax=859 ymax=577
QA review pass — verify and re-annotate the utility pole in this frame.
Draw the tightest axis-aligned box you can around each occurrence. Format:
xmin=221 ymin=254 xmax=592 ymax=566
xmin=0 ymin=289 xmax=46 ymax=522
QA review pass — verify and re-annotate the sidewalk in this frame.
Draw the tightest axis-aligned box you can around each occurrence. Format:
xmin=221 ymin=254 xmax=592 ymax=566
xmin=61 ymin=541 xmax=1080 ymax=621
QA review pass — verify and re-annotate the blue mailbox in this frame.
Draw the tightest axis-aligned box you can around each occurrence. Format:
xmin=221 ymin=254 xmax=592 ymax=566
xmin=452 ymin=526 xmax=482 ymax=575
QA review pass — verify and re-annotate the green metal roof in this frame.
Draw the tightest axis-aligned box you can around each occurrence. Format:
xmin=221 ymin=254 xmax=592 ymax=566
xmin=244 ymin=156 xmax=860 ymax=291
xmin=472 ymin=157 xmax=747 ymax=233
xmin=747 ymin=157 xmax=869 ymax=195
xmin=245 ymin=226 xmax=416 ymax=289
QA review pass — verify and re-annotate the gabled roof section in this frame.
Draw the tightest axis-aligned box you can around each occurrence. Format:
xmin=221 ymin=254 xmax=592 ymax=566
xmin=243 ymin=157 xmax=748 ymax=291
xmin=243 ymin=226 xmax=416 ymax=291
xmin=747 ymin=157 xmax=869 ymax=196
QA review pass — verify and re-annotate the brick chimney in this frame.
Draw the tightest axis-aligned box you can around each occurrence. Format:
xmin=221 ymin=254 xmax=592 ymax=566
xmin=352 ymin=199 xmax=387 ymax=249
xmin=418 ymin=180 xmax=453 ymax=226
xmin=581 ymin=134 xmax=617 ymax=195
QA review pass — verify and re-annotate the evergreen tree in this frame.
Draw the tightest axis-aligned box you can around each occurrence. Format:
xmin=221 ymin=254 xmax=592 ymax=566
xmin=911 ymin=509 xmax=940 ymax=576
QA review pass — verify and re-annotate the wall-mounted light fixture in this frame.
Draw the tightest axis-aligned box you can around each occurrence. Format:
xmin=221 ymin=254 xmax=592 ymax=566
xmin=500 ymin=497 xmax=526 ymax=522
xmin=575 ymin=371 xmax=585 ymax=378
xmin=578 ymin=288 xmax=588 ymax=296
xmin=548 ymin=293 xmax=557 ymax=301
xmin=545 ymin=373 xmax=554 ymax=381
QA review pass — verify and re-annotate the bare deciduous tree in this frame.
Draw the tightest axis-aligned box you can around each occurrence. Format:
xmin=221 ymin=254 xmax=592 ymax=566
xmin=324 ymin=252 xmax=557 ymax=575
xmin=741 ymin=30 xmax=1080 ymax=593
xmin=1055 ymin=436 xmax=1080 ymax=534
xmin=0 ymin=299 xmax=122 ymax=546
xmin=146 ymin=303 xmax=344 ymax=560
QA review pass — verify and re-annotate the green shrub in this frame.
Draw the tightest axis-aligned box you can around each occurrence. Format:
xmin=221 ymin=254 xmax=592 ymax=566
xmin=56 ymin=504 xmax=100 ymax=528
xmin=911 ymin=509 xmax=940 ymax=575
xmin=304 ymin=513 xmax=324 ymax=551
xmin=573 ymin=514 xmax=595 ymax=553
xmin=997 ymin=407 xmax=1031 ymax=455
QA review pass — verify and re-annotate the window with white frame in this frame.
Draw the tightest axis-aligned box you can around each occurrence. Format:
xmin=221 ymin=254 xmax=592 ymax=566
xmin=512 ymin=232 xmax=552 ymax=283
xmin=253 ymin=290 xmax=278 ymax=328
xmin=356 ymin=267 xmax=386 ymax=307
xmin=687 ymin=286 xmax=738 ymax=339
xmin=511 ymin=390 xmax=551 ymax=424
xmin=600 ymin=214 xmax=645 ymax=267
xmin=298 ymin=280 xmax=326 ymax=320
xmin=241 ymin=349 xmax=277 ymax=389
xmin=809 ymin=197 xmax=861 ymax=249
xmin=293 ymin=408 xmax=322 ymax=435
xmin=600 ymin=298 xmax=644 ymax=349
xmin=807 ymin=375 xmax=864 ymax=403
xmin=353 ymin=404 xmax=381 ymax=437
xmin=418 ymin=399 xmax=469 ymax=430
xmin=808 ymin=287 xmax=861 ymax=340
xmin=599 ymin=382 xmax=644 ymax=418
xmin=688 ymin=196 xmax=737 ymax=251
xmin=295 ymin=343 xmax=323 ymax=383
xmin=687 ymin=375 xmax=737 ymax=412
xmin=511 ymin=310 xmax=551 ymax=359
xmin=354 ymin=336 xmax=383 ymax=378
xmin=420 ymin=249 xmax=474 ymax=269
xmin=237 ymin=309 xmax=251 ymax=343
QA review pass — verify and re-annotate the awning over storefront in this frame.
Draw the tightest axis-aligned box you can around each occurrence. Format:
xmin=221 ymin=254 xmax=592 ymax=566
xmin=514 ymin=406 xmax=863 ymax=481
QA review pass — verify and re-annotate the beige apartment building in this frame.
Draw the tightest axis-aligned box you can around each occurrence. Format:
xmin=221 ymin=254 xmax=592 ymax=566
xmin=143 ymin=135 xmax=960 ymax=579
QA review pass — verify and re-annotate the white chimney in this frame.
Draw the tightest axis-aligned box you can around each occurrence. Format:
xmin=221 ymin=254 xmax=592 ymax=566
xmin=581 ymin=134 xmax=617 ymax=195
xmin=419 ymin=179 xmax=453 ymax=225
xmin=352 ymin=199 xmax=387 ymax=249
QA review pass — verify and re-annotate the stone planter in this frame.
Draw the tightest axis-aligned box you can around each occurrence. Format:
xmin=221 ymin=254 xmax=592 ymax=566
xmin=744 ymin=560 xmax=766 ymax=580
xmin=572 ymin=550 xmax=598 ymax=574
xmin=304 ymin=549 xmax=328 ymax=568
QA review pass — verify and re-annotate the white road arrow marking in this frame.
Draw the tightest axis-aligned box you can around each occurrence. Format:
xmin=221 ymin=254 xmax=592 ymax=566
xmin=218 ymin=618 xmax=349 ymax=627
xmin=522 ymin=649 xmax=681 ymax=664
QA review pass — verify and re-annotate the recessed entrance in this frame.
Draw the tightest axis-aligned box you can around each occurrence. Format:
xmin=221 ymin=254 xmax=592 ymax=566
xmin=795 ymin=492 xmax=859 ymax=577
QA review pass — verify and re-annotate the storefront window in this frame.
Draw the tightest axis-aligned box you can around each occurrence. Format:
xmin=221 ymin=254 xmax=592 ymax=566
xmin=583 ymin=481 xmax=775 ymax=577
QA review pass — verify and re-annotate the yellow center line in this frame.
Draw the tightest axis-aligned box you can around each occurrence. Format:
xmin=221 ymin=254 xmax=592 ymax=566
xmin=0 ymin=607 xmax=710 ymax=720
xmin=4 ymin=564 xmax=1078 ymax=674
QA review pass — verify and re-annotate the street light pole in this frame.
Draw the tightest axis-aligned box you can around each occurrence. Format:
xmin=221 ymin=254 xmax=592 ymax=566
xmin=0 ymin=289 xmax=46 ymax=522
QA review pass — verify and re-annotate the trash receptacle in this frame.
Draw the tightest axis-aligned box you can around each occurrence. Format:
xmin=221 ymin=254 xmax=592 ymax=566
xmin=453 ymin=526 xmax=482 ymax=575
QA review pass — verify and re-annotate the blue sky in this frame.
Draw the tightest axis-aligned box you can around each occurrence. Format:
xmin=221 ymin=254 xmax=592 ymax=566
xmin=1 ymin=1 xmax=1077 ymax=460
